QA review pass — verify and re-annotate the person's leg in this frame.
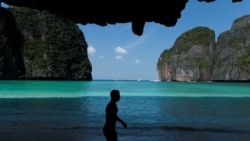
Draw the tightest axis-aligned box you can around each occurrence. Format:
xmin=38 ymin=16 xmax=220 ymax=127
xmin=103 ymin=127 xmax=108 ymax=141
xmin=107 ymin=131 xmax=117 ymax=141
xmin=104 ymin=130 xmax=118 ymax=141
xmin=113 ymin=131 xmax=118 ymax=141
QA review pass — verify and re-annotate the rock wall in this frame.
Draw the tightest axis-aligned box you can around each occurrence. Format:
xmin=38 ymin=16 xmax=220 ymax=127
xmin=0 ymin=6 xmax=92 ymax=80
xmin=0 ymin=7 xmax=25 ymax=79
xmin=157 ymin=27 xmax=215 ymax=81
xmin=213 ymin=15 xmax=250 ymax=81
xmin=157 ymin=15 xmax=250 ymax=82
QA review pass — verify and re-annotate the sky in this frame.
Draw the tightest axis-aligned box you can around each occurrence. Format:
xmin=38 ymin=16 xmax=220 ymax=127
xmin=1 ymin=1 xmax=250 ymax=80
xmin=79 ymin=1 xmax=250 ymax=80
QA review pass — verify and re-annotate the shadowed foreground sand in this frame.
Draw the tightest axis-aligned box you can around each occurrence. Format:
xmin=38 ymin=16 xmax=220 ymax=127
xmin=1 ymin=127 xmax=250 ymax=141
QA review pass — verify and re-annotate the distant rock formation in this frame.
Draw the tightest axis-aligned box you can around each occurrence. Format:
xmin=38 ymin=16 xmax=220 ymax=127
xmin=213 ymin=15 xmax=250 ymax=81
xmin=157 ymin=27 xmax=215 ymax=81
xmin=157 ymin=15 xmax=250 ymax=82
xmin=0 ymin=6 xmax=92 ymax=80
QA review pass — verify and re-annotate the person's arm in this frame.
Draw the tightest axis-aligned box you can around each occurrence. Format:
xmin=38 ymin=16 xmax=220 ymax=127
xmin=116 ymin=116 xmax=127 ymax=128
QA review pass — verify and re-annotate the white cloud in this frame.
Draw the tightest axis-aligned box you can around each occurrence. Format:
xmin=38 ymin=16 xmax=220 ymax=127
xmin=115 ymin=47 xmax=128 ymax=54
xmin=87 ymin=46 xmax=96 ymax=55
xmin=135 ymin=60 xmax=141 ymax=65
xmin=116 ymin=55 xmax=123 ymax=60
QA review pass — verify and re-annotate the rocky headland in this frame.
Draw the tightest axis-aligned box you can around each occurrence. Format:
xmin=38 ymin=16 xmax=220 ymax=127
xmin=157 ymin=15 xmax=250 ymax=82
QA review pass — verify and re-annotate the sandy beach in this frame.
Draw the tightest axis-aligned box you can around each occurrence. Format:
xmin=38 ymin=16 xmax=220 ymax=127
xmin=1 ymin=126 xmax=250 ymax=141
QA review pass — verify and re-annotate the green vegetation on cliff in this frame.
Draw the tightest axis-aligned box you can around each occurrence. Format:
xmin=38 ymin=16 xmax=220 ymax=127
xmin=157 ymin=26 xmax=215 ymax=81
xmin=158 ymin=15 xmax=250 ymax=81
xmin=0 ymin=6 xmax=92 ymax=80
xmin=173 ymin=27 xmax=214 ymax=53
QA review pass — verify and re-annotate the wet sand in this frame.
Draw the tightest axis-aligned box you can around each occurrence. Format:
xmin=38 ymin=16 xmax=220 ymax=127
xmin=1 ymin=126 xmax=250 ymax=141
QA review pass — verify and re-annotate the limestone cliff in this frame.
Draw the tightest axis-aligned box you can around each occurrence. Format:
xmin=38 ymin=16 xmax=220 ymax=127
xmin=0 ymin=7 xmax=25 ymax=79
xmin=213 ymin=15 xmax=250 ymax=81
xmin=0 ymin=6 xmax=92 ymax=80
xmin=157 ymin=15 xmax=250 ymax=82
xmin=157 ymin=27 xmax=215 ymax=81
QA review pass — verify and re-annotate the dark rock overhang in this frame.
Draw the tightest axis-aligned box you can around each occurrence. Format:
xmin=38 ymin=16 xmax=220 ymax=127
xmin=1 ymin=0 xmax=243 ymax=36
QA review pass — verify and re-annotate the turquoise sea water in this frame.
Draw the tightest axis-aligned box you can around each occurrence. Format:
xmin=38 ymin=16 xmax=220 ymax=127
xmin=0 ymin=80 xmax=250 ymax=141
xmin=0 ymin=80 xmax=249 ymax=98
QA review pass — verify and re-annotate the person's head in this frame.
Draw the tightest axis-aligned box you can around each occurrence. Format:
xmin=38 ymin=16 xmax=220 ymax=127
xmin=110 ymin=89 xmax=120 ymax=102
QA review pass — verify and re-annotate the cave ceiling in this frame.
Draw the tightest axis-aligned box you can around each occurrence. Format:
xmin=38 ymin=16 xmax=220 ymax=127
xmin=1 ymin=0 xmax=243 ymax=36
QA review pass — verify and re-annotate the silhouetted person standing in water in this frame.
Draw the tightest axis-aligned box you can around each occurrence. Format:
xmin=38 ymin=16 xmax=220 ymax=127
xmin=103 ymin=89 xmax=127 ymax=141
